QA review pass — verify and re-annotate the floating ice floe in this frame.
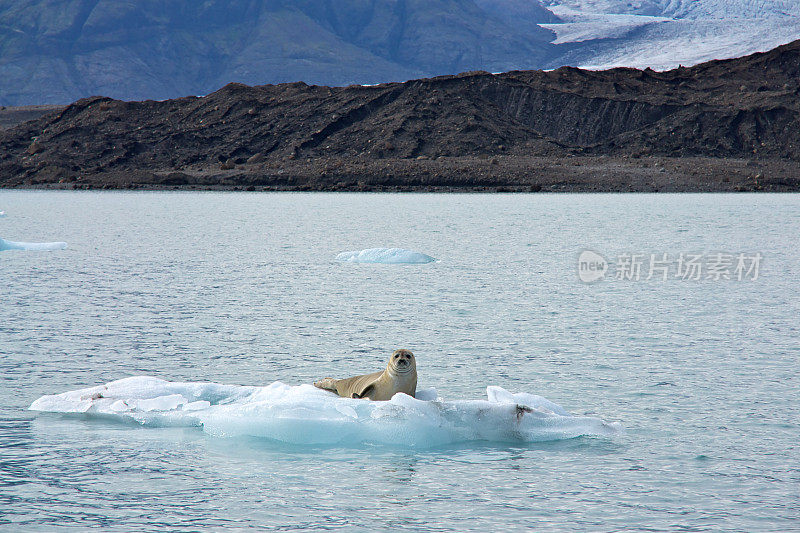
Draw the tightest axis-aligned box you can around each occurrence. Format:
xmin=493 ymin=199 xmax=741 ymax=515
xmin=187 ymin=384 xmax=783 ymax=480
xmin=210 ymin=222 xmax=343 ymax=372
xmin=29 ymin=376 xmax=621 ymax=447
xmin=0 ymin=237 xmax=67 ymax=251
xmin=336 ymin=248 xmax=436 ymax=264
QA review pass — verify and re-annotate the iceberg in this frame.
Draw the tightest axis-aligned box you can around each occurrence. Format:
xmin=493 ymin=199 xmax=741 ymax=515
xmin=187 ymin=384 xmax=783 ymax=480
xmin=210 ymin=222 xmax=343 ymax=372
xmin=336 ymin=248 xmax=435 ymax=264
xmin=29 ymin=376 xmax=621 ymax=447
xmin=0 ymin=237 xmax=67 ymax=251
xmin=0 ymin=211 xmax=6 ymax=217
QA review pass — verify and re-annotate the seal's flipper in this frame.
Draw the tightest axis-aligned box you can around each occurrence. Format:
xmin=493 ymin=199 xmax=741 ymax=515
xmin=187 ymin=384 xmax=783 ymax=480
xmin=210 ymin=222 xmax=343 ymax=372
xmin=330 ymin=371 xmax=383 ymax=399
xmin=352 ymin=384 xmax=375 ymax=400
xmin=313 ymin=378 xmax=338 ymax=392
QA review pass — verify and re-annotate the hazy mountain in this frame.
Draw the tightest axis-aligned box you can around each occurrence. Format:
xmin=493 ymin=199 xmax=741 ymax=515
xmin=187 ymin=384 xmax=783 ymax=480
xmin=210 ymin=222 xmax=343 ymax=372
xmin=0 ymin=0 xmax=559 ymax=106
xmin=1 ymin=0 xmax=798 ymax=106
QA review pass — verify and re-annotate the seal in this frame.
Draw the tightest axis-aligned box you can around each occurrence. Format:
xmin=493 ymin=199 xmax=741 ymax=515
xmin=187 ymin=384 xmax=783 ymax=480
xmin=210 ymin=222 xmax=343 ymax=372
xmin=313 ymin=349 xmax=417 ymax=400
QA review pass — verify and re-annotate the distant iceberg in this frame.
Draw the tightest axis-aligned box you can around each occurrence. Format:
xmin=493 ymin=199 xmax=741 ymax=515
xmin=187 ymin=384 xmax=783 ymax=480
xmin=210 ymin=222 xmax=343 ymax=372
xmin=0 ymin=237 xmax=67 ymax=251
xmin=336 ymin=248 xmax=436 ymax=264
xmin=30 ymin=376 xmax=620 ymax=447
xmin=0 ymin=211 xmax=6 ymax=217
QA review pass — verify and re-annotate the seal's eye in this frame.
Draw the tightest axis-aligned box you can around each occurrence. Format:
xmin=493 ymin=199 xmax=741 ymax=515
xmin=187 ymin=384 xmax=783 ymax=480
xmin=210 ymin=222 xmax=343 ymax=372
xmin=394 ymin=354 xmax=400 ymax=359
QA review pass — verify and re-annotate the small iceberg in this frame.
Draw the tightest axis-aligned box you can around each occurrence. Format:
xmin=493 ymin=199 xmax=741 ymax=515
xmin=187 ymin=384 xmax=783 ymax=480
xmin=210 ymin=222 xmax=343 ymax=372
xmin=336 ymin=248 xmax=436 ymax=264
xmin=0 ymin=237 xmax=67 ymax=251
xmin=0 ymin=211 xmax=6 ymax=217
xmin=30 ymin=376 xmax=621 ymax=447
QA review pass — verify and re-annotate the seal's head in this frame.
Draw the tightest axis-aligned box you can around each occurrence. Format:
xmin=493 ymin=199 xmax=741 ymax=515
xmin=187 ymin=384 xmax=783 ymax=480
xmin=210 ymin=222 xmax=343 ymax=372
xmin=388 ymin=349 xmax=416 ymax=374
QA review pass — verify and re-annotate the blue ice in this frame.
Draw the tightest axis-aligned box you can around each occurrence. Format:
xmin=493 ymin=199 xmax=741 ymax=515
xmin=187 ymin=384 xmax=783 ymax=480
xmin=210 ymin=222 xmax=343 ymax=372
xmin=29 ymin=377 xmax=621 ymax=447
xmin=0 ymin=237 xmax=67 ymax=251
xmin=336 ymin=248 xmax=436 ymax=264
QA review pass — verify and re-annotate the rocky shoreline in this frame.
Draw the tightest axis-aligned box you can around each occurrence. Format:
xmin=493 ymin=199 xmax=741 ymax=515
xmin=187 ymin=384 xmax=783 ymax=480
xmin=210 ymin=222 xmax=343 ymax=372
xmin=4 ymin=155 xmax=796 ymax=193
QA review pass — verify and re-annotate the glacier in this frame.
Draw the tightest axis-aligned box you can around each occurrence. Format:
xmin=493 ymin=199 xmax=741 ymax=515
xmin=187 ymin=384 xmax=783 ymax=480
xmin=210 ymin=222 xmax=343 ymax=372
xmin=29 ymin=376 xmax=621 ymax=447
xmin=541 ymin=0 xmax=800 ymax=70
xmin=0 ymin=237 xmax=67 ymax=251
xmin=336 ymin=248 xmax=436 ymax=264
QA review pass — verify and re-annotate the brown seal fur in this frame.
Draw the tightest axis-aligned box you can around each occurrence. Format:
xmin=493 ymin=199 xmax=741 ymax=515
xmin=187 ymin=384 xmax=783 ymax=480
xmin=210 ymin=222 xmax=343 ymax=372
xmin=313 ymin=349 xmax=417 ymax=400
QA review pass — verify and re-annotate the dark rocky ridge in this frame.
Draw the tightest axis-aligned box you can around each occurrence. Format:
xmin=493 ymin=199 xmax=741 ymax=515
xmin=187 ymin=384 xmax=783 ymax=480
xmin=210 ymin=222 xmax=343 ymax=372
xmin=1 ymin=40 xmax=799 ymax=192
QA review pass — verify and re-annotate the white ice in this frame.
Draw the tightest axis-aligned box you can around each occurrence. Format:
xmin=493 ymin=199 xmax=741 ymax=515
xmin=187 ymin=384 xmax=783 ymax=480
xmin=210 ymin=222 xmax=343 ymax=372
xmin=541 ymin=0 xmax=800 ymax=70
xmin=0 ymin=237 xmax=67 ymax=251
xmin=336 ymin=248 xmax=436 ymax=264
xmin=541 ymin=13 xmax=671 ymax=45
xmin=29 ymin=376 xmax=621 ymax=447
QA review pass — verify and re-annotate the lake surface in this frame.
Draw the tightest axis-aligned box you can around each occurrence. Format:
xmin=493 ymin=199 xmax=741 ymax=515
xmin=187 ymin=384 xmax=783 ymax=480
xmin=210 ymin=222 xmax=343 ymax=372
xmin=1 ymin=191 xmax=798 ymax=532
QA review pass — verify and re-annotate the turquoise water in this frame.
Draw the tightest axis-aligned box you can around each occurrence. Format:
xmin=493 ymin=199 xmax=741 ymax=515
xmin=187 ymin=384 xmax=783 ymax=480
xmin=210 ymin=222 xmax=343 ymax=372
xmin=1 ymin=191 xmax=798 ymax=531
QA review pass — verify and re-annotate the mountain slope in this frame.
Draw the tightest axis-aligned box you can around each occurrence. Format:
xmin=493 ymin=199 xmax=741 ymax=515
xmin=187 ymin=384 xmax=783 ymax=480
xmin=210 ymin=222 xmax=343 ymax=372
xmin=0 ymin=0 xmax=558 ymax=106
